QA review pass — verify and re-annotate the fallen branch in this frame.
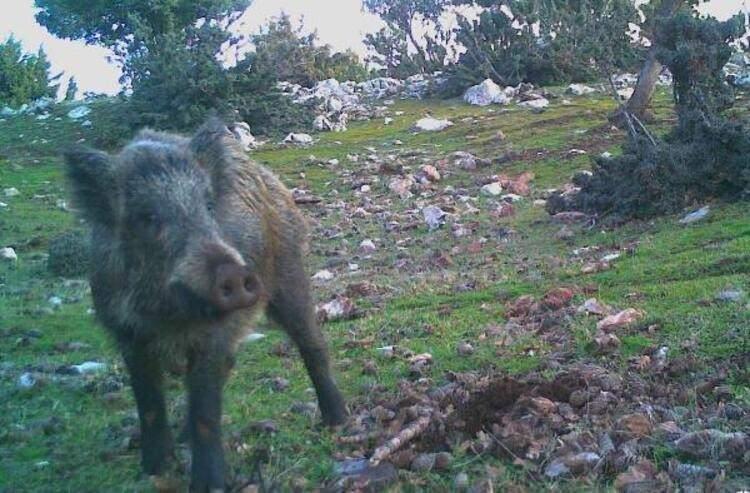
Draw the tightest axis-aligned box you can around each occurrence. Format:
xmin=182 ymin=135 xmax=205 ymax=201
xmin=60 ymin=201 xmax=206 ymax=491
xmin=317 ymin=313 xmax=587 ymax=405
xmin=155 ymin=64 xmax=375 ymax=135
xmin=369 ymin=411 xmax=433 ymax=465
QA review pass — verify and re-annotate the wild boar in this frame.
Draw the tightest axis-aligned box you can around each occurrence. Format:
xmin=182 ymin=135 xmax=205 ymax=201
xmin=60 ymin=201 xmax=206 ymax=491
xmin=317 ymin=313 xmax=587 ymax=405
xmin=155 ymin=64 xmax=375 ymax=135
xmin=64 ymin=118 xmax=346 ymax=491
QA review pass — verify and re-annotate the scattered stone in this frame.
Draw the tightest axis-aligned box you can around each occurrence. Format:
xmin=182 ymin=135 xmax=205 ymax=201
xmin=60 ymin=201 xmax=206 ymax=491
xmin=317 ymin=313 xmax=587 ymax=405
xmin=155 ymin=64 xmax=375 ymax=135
xmin=283 ymin=133 xmax=314 ymax=145
xmin=580 ymin=298 xmax=611 ymax=316
xmin=552 ymin=211 xmax=588 ymax=223
xmin=454 ymin=472 xmax=470 ymax=489
xmin=567 ymin=84 xmax=597 ymax=96
xmin=312 ymin=269 xmax=334 ymax=282
xmin=70 ymin=361 xmax=107 ymax=374
xmin=679 ymin=206 xmax=710 ymax=224
xmin=452 ymin=151 xmax=479 ymax=170
xmin=674 ymin=429 xmax=749 ymax=461
xmin=456 ymin=342 xmax=475 ymax=356
xmin=317 ymin=296 xmax=357 ymax=323
xmin=518 ymin=98 xmax=549 ymax=110
xmin=480 ymin=182 xmax=503 ymax=197
xmin=17 ymin=372 xmax=37 ymax=389
xmin=597 ymin=308 xmax=644 ymax=332
xmin=3 ymin=187 xmax=20 ymax=197
xmin=716 ymin=289 xmax=744 ymax=302
xmin=359 ymin=239 xmax=377 ymax=254
xmin=419 ymin=164 xmax=441 ymax=182
xmin=422 ymin=205 xmax=447 ymax=231
xmin=1 ymin=247 xmax=17 ymax=262
xmin=463 ymin=79 xmax=511 ymax=106
xmin=243 ymin=333 xmax=266 ymax=343
xmin=388 ymin=176 xmax=415 ymax=199
xmin=67 ymin=106 xmax=91 ymax=119
xmin=414 ymin=117 xmax=453 ymax=132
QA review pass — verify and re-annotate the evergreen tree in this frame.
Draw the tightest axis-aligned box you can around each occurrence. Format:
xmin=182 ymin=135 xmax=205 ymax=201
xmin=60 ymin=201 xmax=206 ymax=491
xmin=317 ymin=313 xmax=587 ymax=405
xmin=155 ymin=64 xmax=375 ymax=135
xmin=0 ymin=38 xmax=60 ymax=107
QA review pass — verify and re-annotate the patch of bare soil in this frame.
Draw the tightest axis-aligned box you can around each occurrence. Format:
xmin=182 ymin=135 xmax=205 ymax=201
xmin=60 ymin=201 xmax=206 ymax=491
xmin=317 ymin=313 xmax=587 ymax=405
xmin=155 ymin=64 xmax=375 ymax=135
xmin=329 ymin=289 xmax=750 ymax=492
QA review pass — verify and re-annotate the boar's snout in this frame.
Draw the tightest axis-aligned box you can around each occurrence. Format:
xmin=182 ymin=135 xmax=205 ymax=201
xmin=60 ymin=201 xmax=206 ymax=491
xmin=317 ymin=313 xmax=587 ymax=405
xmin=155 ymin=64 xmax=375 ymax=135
xmin=212 ymin=263 xmax=261 ymax=313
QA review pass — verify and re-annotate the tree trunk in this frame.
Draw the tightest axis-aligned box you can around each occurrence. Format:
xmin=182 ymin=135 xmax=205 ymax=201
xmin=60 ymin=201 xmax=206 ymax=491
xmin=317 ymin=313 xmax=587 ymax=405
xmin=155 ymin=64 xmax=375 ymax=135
xmin=625 ymin=49 xmax=663 ymax=119
xmin=623 ymin=0 xmax=684 ymax=118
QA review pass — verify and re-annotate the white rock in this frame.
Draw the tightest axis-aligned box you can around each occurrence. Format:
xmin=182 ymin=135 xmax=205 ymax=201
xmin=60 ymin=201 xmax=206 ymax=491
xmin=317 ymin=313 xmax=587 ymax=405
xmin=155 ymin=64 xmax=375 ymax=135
xmin=359 ymin=239 xmax=377 ymax=254
xmin=679 ymin=206 xmax=710 ymax=224
xmin=384 ymin=117 xmax=394 ymax=125
xmin=230 ymin=122 xmax=257 ymax=150
xmin=502 ymin=193 xmax=524 ymax=202
xmin=0 ymin=201 xmax=7 ymax=208
xmin=423 ymin=205 xmax=446 ymax=231
xmin=243 ymin=333 xmax=266 ymax=343
xmin=0 ymin=247 xmax=17 ymax=262
xmin=464 ymin=79 xmax=511 ymax=106
xmin=3 ymin=187 xmax=20 ymax=197
xmin=71 ymin=361 xmax=107 ymax=374
xmin=567 ymin=84 xmax=597 ymax=96
xmin=414 ymin=117 xmax=453 ymax=132
xmin=481 ymin=182 xmax=503 ymax=196
xmin=284 ymin=133 xmax=314 ymax=145
xmin=80 ymin=119 xmax=92 ymax=127
xmin=518 ymin=98 xmax=550 ymax=110
xmin=312 ymin=269 xmax=334 ymax=282
xmin=48 ymin=296 xmax=63 ymax=307
xmin=313 ymin=115 xmax=333 ymax=132
xmin=617 ymin=87 xmax=635 ymax=100
xmin=67 ymin=106 xmax=91 ymax=119
xmin=17 ymin=372 xmax=36 ymax=389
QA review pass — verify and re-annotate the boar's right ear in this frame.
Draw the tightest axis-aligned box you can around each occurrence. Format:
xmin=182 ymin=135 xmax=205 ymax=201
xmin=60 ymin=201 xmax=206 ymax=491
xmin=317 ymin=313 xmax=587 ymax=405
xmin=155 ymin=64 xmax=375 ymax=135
xmin=64 ymin=146 xmax=116 ymax=225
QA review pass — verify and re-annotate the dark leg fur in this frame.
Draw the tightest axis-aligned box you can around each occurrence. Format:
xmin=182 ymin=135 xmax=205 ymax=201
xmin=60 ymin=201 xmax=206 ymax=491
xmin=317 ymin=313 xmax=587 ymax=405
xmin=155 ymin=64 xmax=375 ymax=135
xmin=185 ymin=346 xmax=234 ymax=492
xmin=268 ymin=262 xmax=346 ymax=426
xmin=121 ymin=341 xmax=173 ymax=476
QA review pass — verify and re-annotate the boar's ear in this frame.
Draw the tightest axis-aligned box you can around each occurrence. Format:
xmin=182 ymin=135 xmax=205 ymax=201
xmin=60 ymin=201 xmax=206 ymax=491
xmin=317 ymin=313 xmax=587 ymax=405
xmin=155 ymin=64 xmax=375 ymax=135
xmin=64 ymin=146 xmax=116 ymax=225
xmin=189 ymin=117 xmax=240 ymax=177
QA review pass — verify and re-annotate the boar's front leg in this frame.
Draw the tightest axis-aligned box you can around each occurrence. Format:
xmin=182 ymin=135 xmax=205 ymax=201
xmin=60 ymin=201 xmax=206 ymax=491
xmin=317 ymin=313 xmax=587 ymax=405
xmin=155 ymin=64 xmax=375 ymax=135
xmin=121 ymin=341 xmax=173 ymax=476
xmin=268 ymin=259 xmax=347 ymax=426
xmin=185 ymin=344 xmax=235 ymax=492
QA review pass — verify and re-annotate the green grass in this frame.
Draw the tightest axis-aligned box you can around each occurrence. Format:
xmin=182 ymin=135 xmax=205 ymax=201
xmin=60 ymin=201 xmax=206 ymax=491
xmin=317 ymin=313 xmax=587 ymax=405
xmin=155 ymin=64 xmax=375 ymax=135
xmin=1 ymin=89 xmax=748 ymax=491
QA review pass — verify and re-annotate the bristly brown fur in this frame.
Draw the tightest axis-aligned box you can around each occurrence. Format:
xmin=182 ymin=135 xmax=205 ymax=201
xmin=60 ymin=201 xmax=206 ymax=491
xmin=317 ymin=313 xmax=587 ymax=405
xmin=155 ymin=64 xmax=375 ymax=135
xmin=64 ymin=118 xmax=345 ymax=492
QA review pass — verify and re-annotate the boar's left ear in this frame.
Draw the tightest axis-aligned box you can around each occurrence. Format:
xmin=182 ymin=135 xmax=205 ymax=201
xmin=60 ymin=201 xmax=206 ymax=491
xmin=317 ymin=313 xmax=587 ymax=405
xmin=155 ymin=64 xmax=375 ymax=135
xmin=64 ymin=146 xmax=116 ymax=225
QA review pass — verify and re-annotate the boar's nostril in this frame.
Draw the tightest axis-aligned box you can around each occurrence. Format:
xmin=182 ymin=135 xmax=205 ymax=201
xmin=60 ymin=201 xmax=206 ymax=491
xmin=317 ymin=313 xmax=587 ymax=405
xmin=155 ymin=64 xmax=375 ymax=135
xmin=221 ymin=283 xmax=233 ymax=298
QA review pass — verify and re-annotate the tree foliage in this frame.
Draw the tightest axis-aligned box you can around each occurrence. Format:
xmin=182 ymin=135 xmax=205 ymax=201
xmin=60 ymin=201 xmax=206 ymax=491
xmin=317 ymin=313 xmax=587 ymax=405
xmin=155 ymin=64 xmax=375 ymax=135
xmin=36 ymin=2 xmax=365 ymax=133
xmin=0 ymin=37 xmax=60 ymax=107
xmin=363 ymin=0 xmax=450 ymax=77
xmin=248 ymin=14 xmax=368 ymax=87
xmin=447 ymin=0 xmax=642 ymax=89
xmin=549 ymin=11 xmax=750 ymax=220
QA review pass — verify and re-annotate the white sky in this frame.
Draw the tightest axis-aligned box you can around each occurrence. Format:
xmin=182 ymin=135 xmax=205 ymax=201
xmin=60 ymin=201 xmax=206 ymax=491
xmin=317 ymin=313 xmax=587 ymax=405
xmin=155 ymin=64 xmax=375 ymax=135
xmin=0 ymin=0 xmax=747 ymax=97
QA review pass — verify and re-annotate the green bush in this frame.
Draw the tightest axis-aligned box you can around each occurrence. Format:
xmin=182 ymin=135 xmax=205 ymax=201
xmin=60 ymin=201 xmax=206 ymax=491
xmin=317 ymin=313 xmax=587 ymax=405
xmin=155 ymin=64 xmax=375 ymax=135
xmin=0 ymin=37 xmax=60 ymax=107
xmin=447 ymin=0 xmax=642 ymax=90
xmin=548 ymin=12 xmax=750 ymax=220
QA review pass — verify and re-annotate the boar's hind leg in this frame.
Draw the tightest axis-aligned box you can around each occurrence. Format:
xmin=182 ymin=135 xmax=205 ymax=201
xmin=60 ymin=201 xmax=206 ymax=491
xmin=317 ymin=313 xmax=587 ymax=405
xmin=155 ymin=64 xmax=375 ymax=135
xmin=268 ymin=261 xmax=347 ymax=426
xmin=185 ymin=345 xmax=234 ymax=492
xmin=121 ymin=342 xmax=173 ymax=476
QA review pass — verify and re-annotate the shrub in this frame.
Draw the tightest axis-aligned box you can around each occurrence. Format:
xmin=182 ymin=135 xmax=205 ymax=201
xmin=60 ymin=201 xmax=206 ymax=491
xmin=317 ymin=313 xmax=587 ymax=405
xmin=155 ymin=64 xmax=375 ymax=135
xmin=448 ymin=0 xmax=642 ymax=89
xmin=0 ymin=37 xmax=60 ymax=107
xmin=548 ymin=12 xmax=750 ymax=220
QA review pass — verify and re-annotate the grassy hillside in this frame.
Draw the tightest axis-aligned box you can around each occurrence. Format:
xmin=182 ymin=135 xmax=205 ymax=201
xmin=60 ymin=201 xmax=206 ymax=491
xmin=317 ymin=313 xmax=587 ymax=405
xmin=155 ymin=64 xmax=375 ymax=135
xmin=0 ymin=91 xmax=748 ymax=492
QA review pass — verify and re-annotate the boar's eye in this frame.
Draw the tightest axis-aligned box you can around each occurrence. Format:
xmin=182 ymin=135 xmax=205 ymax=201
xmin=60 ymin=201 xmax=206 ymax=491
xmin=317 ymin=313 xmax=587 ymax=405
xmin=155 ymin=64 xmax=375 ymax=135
xmin=137 ymin=212 xmax=161 ymax=229
xmin=206 ymin=199 xmax=216 ymax=214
